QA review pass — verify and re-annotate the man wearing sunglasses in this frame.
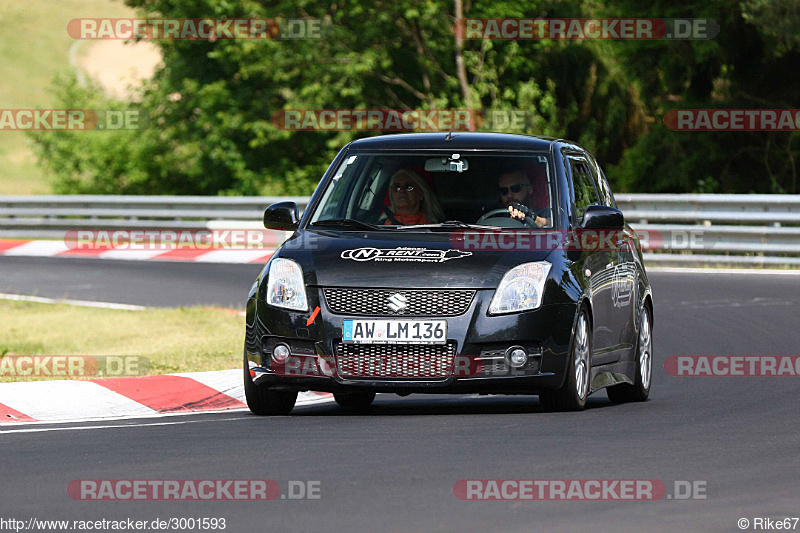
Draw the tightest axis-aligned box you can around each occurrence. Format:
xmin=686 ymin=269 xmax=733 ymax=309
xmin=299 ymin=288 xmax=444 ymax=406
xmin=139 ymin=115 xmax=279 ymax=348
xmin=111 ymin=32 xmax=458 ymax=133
xmin=497 ymin=169 xmax=550 ymax=227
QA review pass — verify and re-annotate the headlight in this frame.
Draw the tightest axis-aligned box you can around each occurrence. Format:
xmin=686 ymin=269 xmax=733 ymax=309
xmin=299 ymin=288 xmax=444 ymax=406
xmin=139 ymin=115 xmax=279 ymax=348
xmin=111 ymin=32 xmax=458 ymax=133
xmin=266 ymin=258 xmax=308 ymax=311
xmin=488 ymin=261 xmax=552 ymax=315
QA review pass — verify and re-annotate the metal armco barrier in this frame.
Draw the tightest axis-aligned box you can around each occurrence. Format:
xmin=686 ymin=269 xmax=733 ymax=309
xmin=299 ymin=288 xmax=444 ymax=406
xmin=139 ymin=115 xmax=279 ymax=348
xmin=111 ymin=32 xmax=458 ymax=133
xmin=1 ymin=194 xmax=799 ymax=267
xmin=614 ymin=194 xmax=800 ymax=266
xmin=614 ymin=194 xmax=800 ymax=225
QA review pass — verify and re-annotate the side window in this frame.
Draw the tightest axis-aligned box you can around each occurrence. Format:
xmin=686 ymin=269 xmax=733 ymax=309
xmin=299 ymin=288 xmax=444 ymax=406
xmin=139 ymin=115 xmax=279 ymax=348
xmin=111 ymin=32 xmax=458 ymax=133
xmin=568 ymin=157 xmax=600 ymax=221
xmin=595 ymin=168 xmax=615 ymax=208
xmin=587 ymin=155 xmax=615 ymax=207
xmin=313 ymin=155 xmax=359 ymax=221
xmin=316 ymin=178 xmax=346 ymax=220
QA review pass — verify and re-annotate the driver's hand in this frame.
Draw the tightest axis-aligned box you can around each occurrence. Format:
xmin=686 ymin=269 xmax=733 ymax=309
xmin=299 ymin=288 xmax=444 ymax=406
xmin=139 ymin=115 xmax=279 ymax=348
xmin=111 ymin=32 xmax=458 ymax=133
xmin=508 ymin=205 xmax=544 ymax=227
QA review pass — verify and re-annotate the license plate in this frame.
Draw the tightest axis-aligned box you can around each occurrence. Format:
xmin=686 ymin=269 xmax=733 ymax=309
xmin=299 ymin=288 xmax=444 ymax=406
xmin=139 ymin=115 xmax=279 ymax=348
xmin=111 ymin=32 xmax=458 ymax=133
xmin=342 ymin=319 xmax=447 ymax=344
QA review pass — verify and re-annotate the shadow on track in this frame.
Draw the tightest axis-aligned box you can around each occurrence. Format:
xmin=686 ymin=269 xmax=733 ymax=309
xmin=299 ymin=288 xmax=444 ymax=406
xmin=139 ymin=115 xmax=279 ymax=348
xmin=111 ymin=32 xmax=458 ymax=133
xmin=287 ymin=393 xmax=631 ymax=417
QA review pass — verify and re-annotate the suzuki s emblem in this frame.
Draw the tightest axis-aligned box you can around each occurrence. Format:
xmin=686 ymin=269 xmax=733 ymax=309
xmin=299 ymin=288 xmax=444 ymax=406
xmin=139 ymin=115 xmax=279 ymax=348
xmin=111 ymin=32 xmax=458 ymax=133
xmin=387 ymin=293 xmax=408 ymax=313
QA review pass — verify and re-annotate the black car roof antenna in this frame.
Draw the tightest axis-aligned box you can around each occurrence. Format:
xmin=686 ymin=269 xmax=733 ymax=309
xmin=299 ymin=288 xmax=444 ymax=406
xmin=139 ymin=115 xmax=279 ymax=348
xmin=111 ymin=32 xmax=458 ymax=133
xmin=444 ymin=122 xmax=462 ymax=141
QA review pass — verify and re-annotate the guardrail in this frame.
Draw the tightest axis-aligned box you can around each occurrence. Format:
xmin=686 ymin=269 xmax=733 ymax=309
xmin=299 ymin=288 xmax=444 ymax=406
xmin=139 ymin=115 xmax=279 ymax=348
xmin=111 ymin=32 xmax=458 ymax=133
xmin=1 ymin=194 xmax=799 ymax=267
xmin=0 ymin=196 xmax=310 ymax=234
xmin=614 ymin=194 xmax=800 ymax=266
xmin=614 ymin=194 xmax=800 ymax=225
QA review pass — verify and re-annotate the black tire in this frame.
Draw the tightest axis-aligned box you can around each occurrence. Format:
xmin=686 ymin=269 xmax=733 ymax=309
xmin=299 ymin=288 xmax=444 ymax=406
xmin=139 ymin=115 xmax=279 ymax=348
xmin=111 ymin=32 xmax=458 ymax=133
xmin=607 ymin=305 xmax=652 ymax=403
xmin=540 ymin=308 xmax=592 ymax=412
xmin=333 ymin=391 xmax=376 ymax=410
xmin=243 ymin=354 xmax=297 ymax=415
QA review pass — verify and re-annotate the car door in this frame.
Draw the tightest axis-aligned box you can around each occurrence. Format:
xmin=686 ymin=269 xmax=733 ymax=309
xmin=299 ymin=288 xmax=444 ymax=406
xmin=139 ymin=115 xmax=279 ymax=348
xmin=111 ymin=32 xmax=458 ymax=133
xmin=588 ymin=154 xmax=636 ymax=350
xmin=565 ymin=152 xmax=617 ymax=361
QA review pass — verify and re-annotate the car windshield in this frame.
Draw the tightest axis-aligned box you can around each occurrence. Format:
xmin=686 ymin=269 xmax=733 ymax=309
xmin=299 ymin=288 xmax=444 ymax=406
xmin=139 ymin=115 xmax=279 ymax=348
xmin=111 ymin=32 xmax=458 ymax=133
xmin=308 ymin=152 xmax=555 ymax=230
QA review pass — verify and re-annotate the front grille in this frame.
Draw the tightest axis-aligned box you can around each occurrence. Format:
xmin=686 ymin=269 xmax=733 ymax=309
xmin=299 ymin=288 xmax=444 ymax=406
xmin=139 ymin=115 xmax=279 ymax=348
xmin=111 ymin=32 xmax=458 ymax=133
xmin=479 ymin=348 xmax=509 ymax=376
xmin=323 ymin=288 xmax=475 ymax=316
xmin=481 ymin=359 xmax=511 ymax=376
xmin=335 ymin=342 xmax=457 ymax=378
xmin=478 ymin=347 xmax=542 ymax=376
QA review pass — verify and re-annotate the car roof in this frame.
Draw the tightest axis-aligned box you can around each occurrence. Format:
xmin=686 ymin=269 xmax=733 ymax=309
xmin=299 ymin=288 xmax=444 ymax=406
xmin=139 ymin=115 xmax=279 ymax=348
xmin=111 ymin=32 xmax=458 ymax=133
xmin=347 ymin=132 xmax=562 ymax=152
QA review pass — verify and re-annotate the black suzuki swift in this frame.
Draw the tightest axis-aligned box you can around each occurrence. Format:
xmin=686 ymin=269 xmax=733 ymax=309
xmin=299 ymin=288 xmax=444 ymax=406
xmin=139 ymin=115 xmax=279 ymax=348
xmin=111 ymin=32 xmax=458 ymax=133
xmin=244 ymin=132 xmax=653 ymax=414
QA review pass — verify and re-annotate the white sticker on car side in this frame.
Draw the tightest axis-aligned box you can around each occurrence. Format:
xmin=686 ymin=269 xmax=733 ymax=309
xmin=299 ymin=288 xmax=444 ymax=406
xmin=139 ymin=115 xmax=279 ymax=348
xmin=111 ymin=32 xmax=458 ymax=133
xmin=612 ymin=264 xmax=634 ymax=308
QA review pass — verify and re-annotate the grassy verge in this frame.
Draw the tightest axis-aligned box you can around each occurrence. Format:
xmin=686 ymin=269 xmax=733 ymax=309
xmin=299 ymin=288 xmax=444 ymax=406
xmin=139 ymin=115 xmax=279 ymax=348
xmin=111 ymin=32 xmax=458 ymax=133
xmin=0 ymin=299 xmax=245 ymax=382
xmin=0 ymin=0 xmax=137 ymax=194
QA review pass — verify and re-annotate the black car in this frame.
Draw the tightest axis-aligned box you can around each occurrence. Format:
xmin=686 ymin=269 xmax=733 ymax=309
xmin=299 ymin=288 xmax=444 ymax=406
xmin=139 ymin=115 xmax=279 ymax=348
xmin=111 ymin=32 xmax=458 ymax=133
xmin=244 ymin=132 xmax=653 ymax=414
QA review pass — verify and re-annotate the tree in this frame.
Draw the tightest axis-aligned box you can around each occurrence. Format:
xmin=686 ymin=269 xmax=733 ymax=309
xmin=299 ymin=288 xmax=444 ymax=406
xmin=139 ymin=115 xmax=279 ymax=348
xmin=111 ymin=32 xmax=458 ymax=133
xmin=29 ymin=0 xmax=799 ymax=195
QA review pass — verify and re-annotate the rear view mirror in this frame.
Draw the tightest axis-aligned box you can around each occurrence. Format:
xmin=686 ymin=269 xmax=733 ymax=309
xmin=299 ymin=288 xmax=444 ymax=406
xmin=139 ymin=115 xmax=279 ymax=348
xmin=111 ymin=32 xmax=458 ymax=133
xmin=425 ymin=155 xmax=469 ymax=173
xmin=263 ymin=202 xmax=299 ymax=231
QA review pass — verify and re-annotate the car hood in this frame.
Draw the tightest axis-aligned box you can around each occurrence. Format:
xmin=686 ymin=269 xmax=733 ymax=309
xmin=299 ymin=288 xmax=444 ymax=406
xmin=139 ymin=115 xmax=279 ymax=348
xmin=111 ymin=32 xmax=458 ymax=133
xmin=276 ymin=229 xmax=558 ymax=289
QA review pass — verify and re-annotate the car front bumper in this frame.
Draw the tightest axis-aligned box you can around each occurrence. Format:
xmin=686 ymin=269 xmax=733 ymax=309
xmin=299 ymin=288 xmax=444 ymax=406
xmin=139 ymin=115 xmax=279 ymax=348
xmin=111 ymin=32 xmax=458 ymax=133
xmin=245 ymin=288 xmax=578 ymax=395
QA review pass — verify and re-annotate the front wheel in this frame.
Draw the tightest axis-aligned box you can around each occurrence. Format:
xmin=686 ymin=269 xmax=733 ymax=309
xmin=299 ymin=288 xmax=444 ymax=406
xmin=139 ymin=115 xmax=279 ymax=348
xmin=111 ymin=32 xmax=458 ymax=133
xmin=607 ymin=305 xmax=652 ymax=403
xmin=243 ymin=354 xmax=297 ymax=415
xmin=334 ymin=391 xmax=376 ymax=410
xmin=540 ymin=309 xmax=592 ymax=412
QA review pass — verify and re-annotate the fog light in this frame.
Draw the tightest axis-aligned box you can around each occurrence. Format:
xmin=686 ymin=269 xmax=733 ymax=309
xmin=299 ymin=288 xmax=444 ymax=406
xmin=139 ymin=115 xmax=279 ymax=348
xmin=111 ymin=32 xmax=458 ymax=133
xmin=506 ymin=346 xmax=528 ymax=368
xmin=272 ymin=343 xmax=290 ymax=364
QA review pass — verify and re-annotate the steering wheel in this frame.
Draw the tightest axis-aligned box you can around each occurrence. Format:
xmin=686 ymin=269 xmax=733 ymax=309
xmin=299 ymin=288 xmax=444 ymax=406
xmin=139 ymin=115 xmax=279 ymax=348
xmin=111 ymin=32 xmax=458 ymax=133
xmin=477 ymin=208 xmax=537 ymax=228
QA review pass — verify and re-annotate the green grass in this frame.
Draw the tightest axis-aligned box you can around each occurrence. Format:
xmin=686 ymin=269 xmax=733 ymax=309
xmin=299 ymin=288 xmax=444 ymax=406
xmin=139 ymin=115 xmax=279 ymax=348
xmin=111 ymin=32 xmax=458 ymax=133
xmin=0 ymin=299 xmax=245 ymax=382
xmin=0 ymin=0 xmax=137 ymax=194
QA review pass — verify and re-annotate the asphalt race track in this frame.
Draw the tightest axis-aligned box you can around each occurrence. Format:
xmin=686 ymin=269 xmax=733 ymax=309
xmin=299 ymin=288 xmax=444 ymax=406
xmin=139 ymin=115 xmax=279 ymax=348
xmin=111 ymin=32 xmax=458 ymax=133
xmin=1 ymin=257 xmax=799 ymax=532
xmin=0 ymin=256 xmax=261 ymax=308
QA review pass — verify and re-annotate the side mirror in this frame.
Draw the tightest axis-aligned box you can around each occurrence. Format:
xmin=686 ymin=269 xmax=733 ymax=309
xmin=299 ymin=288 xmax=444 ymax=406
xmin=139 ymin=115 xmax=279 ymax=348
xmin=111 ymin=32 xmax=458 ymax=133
xmin=581 ymin=205 xmax=624 ymax=230
xmin=263 ymin=202 xmax=299 ymax=231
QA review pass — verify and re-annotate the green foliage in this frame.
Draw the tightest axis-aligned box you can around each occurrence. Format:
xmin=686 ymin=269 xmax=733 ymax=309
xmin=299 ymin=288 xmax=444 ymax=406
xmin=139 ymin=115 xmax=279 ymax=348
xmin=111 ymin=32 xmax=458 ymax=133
xmin=27 ymin=74 xmax=147 ymax=194
xmin=27 ymin=0 xmax=800 ymax=195
xmin=594 ymin=0 xmax=800 ymax=193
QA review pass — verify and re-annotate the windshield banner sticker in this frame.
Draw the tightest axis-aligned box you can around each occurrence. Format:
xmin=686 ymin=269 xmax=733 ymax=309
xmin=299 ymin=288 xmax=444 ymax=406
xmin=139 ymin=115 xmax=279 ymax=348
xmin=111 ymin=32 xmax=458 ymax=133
xmin=341 ymin=247 xmax=472 ymax=263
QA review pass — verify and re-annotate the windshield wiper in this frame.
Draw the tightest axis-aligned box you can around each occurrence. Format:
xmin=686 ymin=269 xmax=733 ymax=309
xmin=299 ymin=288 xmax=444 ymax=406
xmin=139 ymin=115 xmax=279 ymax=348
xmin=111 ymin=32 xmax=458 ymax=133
xmin=309 ymin=218 xmax=387 ymax=231
xmin=394 ymin=220 xmax=498 ymax=231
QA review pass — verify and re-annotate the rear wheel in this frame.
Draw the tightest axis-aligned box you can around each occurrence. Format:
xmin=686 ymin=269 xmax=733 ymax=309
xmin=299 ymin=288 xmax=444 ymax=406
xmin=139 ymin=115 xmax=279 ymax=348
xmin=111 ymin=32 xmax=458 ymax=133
xmin=333 ymin=391 xmax=376 ymax=410
xmin=540 ymin=309 xmax=592 ymax=412
xmin=607 ymin=305 xmax=652 ymax=403
xmin=243 ymin=354 xmax=297 ymax=415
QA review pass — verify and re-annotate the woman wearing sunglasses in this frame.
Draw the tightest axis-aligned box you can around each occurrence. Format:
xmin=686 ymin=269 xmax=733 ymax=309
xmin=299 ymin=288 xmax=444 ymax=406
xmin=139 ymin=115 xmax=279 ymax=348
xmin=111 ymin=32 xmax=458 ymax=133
xmin=382 ymin=168 xmax=444 ymax=225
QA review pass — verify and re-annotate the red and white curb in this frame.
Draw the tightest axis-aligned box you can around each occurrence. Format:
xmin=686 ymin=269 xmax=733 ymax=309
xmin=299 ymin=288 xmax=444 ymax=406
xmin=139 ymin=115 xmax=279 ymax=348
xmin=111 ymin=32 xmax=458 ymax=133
xmin=0 ymin=369 xmax=333 ymax=424
xmin=0 ymin=239 xmax=275 ymax=264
